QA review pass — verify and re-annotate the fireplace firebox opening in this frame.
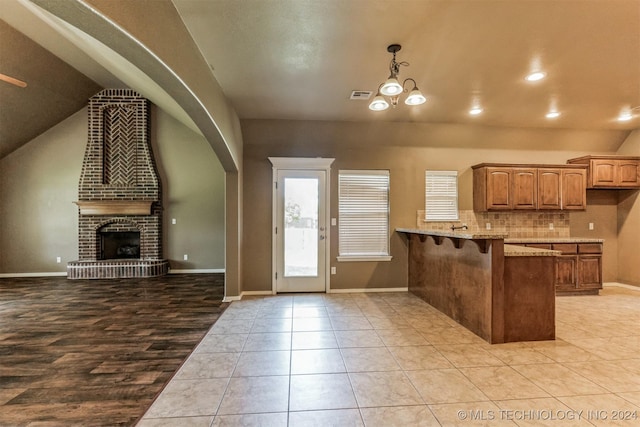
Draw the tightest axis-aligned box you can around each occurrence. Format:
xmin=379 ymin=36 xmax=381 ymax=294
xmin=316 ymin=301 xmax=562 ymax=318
xmin=99 ymin=231 xmax=140 ymax=260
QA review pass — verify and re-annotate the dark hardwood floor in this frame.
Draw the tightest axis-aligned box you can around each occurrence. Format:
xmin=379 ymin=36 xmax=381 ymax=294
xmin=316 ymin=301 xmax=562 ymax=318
xmin=0 ymin=274 xmax=228 ymax=427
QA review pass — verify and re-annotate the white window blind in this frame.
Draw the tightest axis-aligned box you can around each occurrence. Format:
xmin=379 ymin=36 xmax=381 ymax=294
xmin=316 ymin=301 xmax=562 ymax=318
xmin=338 ymin=170 xmax=390 ymax=259
xmin=425 ymin=170 xmax=459 ymax=221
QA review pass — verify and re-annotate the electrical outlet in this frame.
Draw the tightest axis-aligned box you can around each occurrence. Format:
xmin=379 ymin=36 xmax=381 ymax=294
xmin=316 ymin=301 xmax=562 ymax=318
xmin=485 ymin=223 xmax=492 ymax=230
xmin=331 ymin=267 xmax=336 ymax=275
xmin=589 ymin=222 xmax=594 ymax=230
xmin=549 ymin=223 xmax=554 ymax=230
xmin=172 ymin=218 xmax=177 ymax=225
xmin=183 ymin=254 xmax=188 ymax=261
xmin=56 ymin=256 xmax=61 ymax=263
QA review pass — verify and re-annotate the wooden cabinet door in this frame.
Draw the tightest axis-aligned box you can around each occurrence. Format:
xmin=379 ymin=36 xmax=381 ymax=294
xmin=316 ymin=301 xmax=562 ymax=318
xmin=555 ymin=255 xmax=577 ymax=291
xmin=537 ymin=169 xmax=562 ymax=210
xmin=512 ymin=168 xmax=537 ymax=209
xmin=617 ymin=160 xmax=640 ymax=187
xmin=486 ymin=168 xmax=512 ymax=210
xmin=561 ymin=169 xmax=587 ymax=210
xmin=578 ymin=255 xmax=602 ymax=289
xmin=591 ymin=159 xmax=617 ymax=187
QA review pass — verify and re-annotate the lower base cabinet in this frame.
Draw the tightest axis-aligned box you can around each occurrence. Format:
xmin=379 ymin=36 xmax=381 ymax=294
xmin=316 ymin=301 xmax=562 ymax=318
xmin=522 ymin=242 xmax=602 ymax=295
xmin=578 ymin=255 xmax=603 ymax=290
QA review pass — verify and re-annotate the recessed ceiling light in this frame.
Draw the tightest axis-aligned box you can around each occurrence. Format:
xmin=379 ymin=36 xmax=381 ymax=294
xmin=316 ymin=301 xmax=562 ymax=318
xmin=525 ymin=71 xmax=546 ymax=82
xmin=469 ymin=107 xmax=483 ymax=115
xmin=546 ymin=111 xmax=561 ymax=119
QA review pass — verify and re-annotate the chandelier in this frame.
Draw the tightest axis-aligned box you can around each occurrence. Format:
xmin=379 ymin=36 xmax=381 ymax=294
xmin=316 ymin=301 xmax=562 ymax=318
xmin=369 ymin=44 xmax=427 ymax=111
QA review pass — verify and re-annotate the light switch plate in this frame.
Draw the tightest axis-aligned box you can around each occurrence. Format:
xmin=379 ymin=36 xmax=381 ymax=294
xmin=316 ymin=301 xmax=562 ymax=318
xmin=589 ymin=222 xmax=594 ymax=230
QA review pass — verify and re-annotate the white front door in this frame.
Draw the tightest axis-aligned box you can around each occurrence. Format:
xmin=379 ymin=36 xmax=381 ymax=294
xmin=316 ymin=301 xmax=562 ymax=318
xmin=269 ymin=157 xmax=334 ymax=294
xmin=275 ymin=170 xmax=327 ymax=292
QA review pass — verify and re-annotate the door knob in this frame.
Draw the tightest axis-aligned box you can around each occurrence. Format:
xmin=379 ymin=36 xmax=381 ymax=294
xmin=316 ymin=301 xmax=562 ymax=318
xmin=319 ymin=235 xmax=325 ymax=240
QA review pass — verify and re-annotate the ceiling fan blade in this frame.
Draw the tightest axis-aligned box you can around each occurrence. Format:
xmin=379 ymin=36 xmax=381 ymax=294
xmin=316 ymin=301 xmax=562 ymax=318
xmin=0 ymin=73 xmax=27 ymax=88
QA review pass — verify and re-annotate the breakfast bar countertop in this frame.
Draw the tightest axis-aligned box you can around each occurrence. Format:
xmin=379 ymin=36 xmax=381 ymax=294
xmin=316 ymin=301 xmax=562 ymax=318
xmin=504 ymin=244 xmax=561 ymax=257
xmin=395 ymin=228 xmax=508 ymax=240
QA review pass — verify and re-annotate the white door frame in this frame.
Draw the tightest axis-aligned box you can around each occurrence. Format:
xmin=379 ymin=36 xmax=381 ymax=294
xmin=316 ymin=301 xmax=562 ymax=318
xmin=268 ymin=157 xmax=335 ymax=294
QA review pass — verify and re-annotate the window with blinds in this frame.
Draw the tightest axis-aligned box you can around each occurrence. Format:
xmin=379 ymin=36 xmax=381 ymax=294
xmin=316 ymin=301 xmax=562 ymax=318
xmin=425 ymin=170 xmax=459 ymax=221
xmin=338 ymin=170 xmax=391 ymax=261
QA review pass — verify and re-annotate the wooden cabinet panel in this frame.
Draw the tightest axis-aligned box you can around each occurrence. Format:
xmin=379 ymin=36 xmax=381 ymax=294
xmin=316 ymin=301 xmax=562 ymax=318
xmin=578 ymin=243 xmax=602 ymax=254
xmin=555 ymin=255 xmax=577 ymax=291
xmin=617 ymin=160 xmax=640 ymax=187
xmin=512 ymin=168 xmax=537 ymax=209
xmin=537 ymin=169 xmax=562 ymax=210
xmin=552 ymin=243 xmax=577 ymax=254
xmin=525 ymin=243 xmax=552 ymax=250
xmin=591 ymin=159 xmax=617 ymax=187
xmin=561 ymin=169 xmax=587 ymax=210
xmin=578 ymin=255 xmax=602 ymax=289
xmin=486 ymin=168 xmax=512 ymax=210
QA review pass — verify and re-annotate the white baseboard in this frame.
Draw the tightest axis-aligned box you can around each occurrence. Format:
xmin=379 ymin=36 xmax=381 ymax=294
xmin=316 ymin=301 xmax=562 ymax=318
xmin=223 ymin=290 xmax=273 ymax=302
xmin=603 ymin=282 xmax=640 ymax=291
xmin=0 ymin=272 xmax=67 ymax=278
xmin=241 ymin=290 xmax=274 ymax=298
xmin=168 ymin=269 xmax=225 ymax=274
xmin=329 ymin=287 xmax=408 ymax=293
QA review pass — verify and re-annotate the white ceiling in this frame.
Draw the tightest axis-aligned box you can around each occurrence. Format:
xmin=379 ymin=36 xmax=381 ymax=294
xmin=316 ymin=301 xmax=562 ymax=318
xmin=173 ymin=0 xmax=640 ymax=130
xmin=1 ymin=0 xmax=639 ymax=160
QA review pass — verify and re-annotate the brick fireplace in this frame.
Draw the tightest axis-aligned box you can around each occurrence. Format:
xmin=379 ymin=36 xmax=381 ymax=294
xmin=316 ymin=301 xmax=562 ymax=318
xmin=67 ymin=89 xmax=168 ymax=279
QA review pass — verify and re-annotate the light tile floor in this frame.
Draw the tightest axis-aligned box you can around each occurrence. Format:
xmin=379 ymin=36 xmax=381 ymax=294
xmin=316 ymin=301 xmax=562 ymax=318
xmin=138 ymin=285 xmax=640 ymax=426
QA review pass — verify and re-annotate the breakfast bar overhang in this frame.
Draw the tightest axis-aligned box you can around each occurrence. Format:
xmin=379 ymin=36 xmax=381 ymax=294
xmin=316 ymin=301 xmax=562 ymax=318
xmin=397 ymin=228 xmax=559 ymax=344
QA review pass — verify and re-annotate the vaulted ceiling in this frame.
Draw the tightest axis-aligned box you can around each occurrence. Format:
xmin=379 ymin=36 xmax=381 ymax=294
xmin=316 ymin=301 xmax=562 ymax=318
xmin=1 ymin=0 xmax=639 ymax=160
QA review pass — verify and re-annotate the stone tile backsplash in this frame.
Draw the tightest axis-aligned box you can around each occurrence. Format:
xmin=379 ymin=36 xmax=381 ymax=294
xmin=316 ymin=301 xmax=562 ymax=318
xmin=416 ymin=210 xmax=570 ymax=238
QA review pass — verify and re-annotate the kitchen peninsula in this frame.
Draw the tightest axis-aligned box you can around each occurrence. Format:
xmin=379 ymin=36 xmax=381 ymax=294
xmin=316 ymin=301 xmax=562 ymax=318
xmin=397 ymin=228 xmax=559 ymax=344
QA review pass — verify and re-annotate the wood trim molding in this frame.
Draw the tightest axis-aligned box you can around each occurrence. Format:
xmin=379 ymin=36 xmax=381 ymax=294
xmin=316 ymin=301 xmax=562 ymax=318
xmin=74 ymin=201 xmax=154 ymax=215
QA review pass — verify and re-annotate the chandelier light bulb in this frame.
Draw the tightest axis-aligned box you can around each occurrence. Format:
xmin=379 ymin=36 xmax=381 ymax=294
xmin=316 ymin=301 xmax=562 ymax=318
xmin=469 ymin=107 xmax=483 ymax=115
xmin=369 ymin=95 xmax=389 ymax=111
xmin=380 ymin=77 xmax=403 ymax=96
xmin=618 ymin=112 xmax=633 ymax=122
xmin=525 ymin=71 xmax=546 ymax=82
xmin=546 ymin=110 xmax=561 ymax=119
xmin=405 ymin=88 xmax=426 ymax=105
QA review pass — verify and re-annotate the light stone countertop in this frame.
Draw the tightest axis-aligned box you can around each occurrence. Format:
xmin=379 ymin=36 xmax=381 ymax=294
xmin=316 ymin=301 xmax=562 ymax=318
xmin=504 ymin=244 xmax=561 ymax=257
xmin=505 ymin=237 xmax=604 ymax=243
xmin=396 ymin=228 xmax=509 ymax=240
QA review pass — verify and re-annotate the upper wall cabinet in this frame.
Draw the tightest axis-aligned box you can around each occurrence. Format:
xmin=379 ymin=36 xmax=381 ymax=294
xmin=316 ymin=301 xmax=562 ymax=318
xmin=567 ymin=155 xmax=640 ymax=189
xmin=472 ymin=164 xmax=587 ymax=212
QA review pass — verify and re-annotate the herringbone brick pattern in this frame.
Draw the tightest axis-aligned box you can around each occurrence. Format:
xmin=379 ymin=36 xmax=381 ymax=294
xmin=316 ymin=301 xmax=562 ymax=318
xmin=104 ymin=106 xmax=137 ymax=187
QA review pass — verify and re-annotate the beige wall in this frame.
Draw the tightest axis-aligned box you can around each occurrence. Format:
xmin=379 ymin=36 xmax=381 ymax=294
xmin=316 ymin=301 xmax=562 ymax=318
xmin=570 ymin=191 xmax=619 ymax=282
xmin=616 ymin=130 xmax=640 ymax=285
xmin=0 ymin=107 xmax=226 ymax=274
xmin=241 ymin=119 xmax=629 ymax=291
xmin=153 ymin=109 xmax=226 ymax=270
xmin=0 ymin=109 xmax=85 ymax=273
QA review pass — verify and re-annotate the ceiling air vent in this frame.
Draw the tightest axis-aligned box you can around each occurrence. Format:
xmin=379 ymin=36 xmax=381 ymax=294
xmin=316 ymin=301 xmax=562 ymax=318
xmin=350 ymin=90 xmax=373 ymax=100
